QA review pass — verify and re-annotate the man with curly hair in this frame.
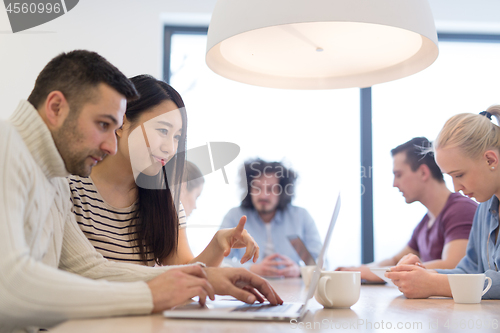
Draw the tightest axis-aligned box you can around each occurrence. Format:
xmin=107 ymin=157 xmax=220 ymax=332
xmin=220 ymin=158 xmax=322 ymax=277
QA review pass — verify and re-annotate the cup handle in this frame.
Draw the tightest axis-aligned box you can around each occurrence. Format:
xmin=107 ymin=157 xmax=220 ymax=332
xmin=482 ymin=277 xmax=493 ymax=296
xmin=318 ymin=276 xmax=332 ymax=305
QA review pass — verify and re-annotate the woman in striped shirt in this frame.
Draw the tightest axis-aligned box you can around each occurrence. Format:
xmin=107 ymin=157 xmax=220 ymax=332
xmin=69 ymin=75 xmax=258 ymax=267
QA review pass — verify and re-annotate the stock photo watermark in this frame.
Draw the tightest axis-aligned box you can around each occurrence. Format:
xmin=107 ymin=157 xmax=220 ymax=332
xmin=247 ymin=160 xmax=296 ymax=197
xmin=360 ymin=165 xmax=373 ymax=196
xmin=244 ymin=162 xmax=373 ymax=197
xmin=3 ymin=0 xmax=79 ymax=33
xmin=290 ymin=318 xmax=499 ymax=330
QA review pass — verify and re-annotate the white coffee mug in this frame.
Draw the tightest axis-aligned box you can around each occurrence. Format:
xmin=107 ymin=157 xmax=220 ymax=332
xmin=448 ymin=274 xmax=492 ymax=304
xmin=314 ymin=271 xmax=360 ymax=308
xmin=300 ymin=265 xmax=317 ymax=287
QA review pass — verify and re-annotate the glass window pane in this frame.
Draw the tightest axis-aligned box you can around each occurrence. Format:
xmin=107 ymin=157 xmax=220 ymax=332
xmin=170 ymin=33 xmax=361 ymax=268
xmin=372 ymin=41 xmax=500 ymax=261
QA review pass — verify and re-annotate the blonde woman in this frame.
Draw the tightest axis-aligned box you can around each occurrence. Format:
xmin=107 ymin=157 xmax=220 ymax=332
xmin=387 ymin=105 xmax=500 ymax=299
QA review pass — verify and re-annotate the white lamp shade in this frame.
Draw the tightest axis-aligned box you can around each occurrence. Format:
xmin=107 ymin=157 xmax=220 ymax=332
xmin=206 ymin=0 xmax=439 ymax=89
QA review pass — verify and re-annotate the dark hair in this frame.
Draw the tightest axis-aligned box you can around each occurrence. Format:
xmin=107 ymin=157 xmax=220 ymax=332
xmin=126 ymin=75 xmax=187 ymax=265
xmin=183 ymin=161 xmax=205 ymax=192
xmin=28 ymin=50 xmax=138 ymax=111
xmin=240 ymin=158 xmax=297 ymax=211
xmin=391 ymin=137 xmax=444 ymax=182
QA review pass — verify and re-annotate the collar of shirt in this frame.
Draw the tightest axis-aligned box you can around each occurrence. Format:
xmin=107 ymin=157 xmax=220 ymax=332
xmin=487 ymin=195 xmax=500 ymax=236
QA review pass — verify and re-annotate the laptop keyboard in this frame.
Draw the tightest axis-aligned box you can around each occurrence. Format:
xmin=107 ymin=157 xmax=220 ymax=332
xmin=231 ymin=303 xmax=295 ymax=313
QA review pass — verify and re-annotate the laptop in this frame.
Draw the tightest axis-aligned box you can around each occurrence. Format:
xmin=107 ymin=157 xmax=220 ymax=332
xmin=163 ymin=194 xmax=341 ymax=321
xmin=288 ymin=235 xmax=316 ymax=266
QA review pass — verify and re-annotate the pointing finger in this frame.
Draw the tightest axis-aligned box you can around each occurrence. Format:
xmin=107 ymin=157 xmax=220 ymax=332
xmin=235 ymin=216 xmax=247 ymax=234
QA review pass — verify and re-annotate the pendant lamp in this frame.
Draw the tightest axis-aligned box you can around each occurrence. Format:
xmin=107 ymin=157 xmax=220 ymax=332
xmin=206 ymin=0 xmax=438 ymax=89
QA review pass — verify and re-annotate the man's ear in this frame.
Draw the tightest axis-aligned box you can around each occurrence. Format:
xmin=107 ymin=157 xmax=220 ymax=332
xmin=418 ymin=163 xmax=431 ymax=181
xmin=42 ymin=91 xmax=70 ymax=129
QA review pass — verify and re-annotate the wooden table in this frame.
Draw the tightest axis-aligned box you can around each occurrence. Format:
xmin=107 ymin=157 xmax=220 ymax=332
xmin=50 ymin=278 xmax=500 ymax=332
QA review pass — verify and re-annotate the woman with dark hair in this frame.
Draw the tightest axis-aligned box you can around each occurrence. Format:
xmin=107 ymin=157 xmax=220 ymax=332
xmin=69 ymin=75 xmax=258 ymax=267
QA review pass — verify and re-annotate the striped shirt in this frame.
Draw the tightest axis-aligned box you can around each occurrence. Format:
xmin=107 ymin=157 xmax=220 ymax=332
xmin=68 ymin=175 xmax=187 ymax=266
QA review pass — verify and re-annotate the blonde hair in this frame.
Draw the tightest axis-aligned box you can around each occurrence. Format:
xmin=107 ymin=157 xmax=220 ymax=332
xmin=433 ymin=105 xmax=500 ymax=159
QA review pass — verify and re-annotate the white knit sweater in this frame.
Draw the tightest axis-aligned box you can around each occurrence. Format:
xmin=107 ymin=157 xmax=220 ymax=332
xmin=0 ymin=101 xmax=177 ymax=333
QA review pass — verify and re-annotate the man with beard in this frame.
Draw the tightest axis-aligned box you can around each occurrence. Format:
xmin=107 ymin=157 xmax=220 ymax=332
xmin=0 ymin=51 xmax=281 ymax=333
xmin=220 ymin=159 xmax=322 ymax=277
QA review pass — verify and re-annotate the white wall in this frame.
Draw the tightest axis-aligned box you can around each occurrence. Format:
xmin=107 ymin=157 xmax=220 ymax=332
xmin=0 ymin=0 xmax=217 ymax=118
xmin=1 ymin=1 xmax=499 ymax=119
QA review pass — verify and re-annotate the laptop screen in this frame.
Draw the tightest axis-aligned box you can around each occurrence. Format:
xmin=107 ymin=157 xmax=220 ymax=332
xmin=303 ymin=194 xmax=341 ymax=303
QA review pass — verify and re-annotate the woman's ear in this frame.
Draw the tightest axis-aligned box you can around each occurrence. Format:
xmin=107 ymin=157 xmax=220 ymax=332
xmin=116 ymin=126 xmax=123 ymax=138
xmin=484 ymin=150 xmax=499 ymax=170
xmin=116 ymin=115 xmax=129 ymax=138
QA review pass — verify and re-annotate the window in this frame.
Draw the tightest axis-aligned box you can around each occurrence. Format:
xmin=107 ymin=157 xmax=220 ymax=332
xmin=166 ymin=26 xmax=500 ymax=267
xmin=372 ymin=36 xmax=500 ymax=260
xmin=167 ymin=27 xmax=360 ymax=268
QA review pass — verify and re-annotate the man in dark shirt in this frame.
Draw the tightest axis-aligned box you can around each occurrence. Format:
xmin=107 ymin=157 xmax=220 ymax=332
xmin=338 ymin=137 xmax=477 ymax=282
